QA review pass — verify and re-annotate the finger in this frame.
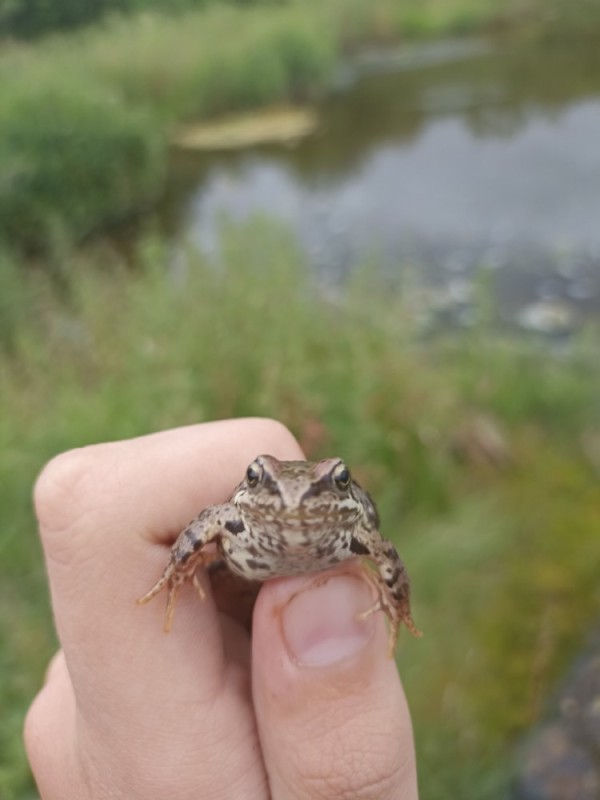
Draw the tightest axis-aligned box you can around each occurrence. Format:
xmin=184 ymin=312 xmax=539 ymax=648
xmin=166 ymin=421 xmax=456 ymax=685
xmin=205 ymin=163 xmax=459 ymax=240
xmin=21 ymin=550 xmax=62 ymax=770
xmin=33 ymin=418 xmax=303 ymax=794
xmin=43 ymin=648 xmax=66 ymax=685
xmin=25 ymin=652 xmax=78 ymax=799
xmin=252 ymin=565 xmax=418 ymax=800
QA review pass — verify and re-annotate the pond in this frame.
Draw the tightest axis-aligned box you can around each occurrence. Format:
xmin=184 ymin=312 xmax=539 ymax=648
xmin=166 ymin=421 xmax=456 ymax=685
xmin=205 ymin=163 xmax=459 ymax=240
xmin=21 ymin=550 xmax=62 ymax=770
xmin=161 ymin=37 xmax=600 ymax=334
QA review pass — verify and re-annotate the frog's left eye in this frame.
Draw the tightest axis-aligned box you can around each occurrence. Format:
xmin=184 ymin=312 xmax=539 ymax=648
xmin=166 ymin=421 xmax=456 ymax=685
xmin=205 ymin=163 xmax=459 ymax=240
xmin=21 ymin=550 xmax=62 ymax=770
xmin=246 ymin=461 xmax=262 ymax=487
xmin=333 ymin=463 xmax=351 ymax=490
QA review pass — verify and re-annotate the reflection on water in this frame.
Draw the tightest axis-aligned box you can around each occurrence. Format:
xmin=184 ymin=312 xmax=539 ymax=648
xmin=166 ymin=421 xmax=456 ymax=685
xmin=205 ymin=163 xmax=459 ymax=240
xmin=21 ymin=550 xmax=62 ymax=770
xmin=164 ymin=38 xmax=600 ymax=332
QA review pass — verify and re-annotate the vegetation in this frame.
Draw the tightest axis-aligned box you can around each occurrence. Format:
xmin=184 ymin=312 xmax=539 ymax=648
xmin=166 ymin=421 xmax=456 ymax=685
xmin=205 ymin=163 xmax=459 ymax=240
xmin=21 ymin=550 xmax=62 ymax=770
xmin=0 ymin=0 xmax=524 ymax=255
xmin=1 ymin=222 xmax=599 ymax=799
xmin=1 ymin=0 xmax=125 ymax=38
xmin=0 ymin=0 xmax=257 ymax=39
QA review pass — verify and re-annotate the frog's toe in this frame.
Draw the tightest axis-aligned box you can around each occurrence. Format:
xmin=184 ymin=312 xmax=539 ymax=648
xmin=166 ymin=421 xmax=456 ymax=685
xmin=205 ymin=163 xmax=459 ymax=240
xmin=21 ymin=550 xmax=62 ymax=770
xmin=403 ymin=613 xmax=423 ymax=639
xmin=192 ymin=569 xmax=206 ymax=601
xmin=163 ymin=579 xmax=182 ymax=632
xmin=137 ymin=573 xmax=170 ymax=605
xmin=387 ymin=624 xmax=399 ymax=659
xmin=356 ymin=598 xmax=382 ymax=622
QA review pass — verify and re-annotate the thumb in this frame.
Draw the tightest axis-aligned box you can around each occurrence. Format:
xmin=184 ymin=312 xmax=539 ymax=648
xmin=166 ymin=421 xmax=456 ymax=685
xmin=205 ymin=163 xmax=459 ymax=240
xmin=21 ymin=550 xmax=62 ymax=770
xmin=251 ymin=565 xmax=418 ymax=800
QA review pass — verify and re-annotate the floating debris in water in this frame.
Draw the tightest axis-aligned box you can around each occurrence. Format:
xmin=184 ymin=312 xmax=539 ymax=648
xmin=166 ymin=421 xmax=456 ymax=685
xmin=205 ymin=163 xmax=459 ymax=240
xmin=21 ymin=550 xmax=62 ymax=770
xmin=172 ymin=107 xmax=319 ymax=151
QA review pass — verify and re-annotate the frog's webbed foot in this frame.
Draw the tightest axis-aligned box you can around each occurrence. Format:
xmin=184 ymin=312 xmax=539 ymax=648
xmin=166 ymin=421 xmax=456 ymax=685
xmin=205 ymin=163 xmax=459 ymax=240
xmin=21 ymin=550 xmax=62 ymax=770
xmin=358 ymin=542 xmax=422 ymax=657
xmin=137 ymin=502 xmax=242 ymax=631
xmin=137 ymin=572 xmax=170 ymax=607
xmin=356 ymin=595 xmax=407 ymax=658
xmin=356 ymin=598 xmax=382 ymax=622
xmin=362 ymin=594 xmax=421 ymax=657
xmin=137 ymin=560 xmax=201 ymax=631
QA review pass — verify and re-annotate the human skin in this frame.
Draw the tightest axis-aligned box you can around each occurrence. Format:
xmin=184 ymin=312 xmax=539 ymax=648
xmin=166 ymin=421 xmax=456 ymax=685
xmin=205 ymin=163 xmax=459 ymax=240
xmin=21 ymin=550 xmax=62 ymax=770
xmin=24 ymin=418 xmax=418 ymax=799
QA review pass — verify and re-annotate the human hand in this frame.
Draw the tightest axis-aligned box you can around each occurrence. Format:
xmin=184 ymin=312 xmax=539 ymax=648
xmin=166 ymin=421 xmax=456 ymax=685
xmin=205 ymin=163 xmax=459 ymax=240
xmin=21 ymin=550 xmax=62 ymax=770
xmin=25 ymin=418 xmax=418 ymax=799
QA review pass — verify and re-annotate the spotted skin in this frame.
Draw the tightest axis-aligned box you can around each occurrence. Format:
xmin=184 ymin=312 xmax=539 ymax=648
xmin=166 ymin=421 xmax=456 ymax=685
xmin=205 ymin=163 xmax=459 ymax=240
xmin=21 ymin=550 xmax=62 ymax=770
xmin=138 ymin=455 xmax=421 ymax=654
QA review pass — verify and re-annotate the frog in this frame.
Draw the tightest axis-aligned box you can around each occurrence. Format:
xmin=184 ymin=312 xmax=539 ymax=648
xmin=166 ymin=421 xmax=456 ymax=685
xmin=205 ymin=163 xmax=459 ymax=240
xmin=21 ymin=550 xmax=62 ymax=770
xmin=138 ymin=455 xmax=421 ymax=654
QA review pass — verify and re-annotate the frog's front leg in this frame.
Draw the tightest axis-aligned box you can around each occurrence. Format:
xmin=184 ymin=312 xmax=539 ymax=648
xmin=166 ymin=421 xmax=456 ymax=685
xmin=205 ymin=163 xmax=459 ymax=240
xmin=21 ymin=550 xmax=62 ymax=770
xmin=137 ymin=503 xmax=243 ymax=631
xmin=355 ymin=536 xmax=422 ymax=656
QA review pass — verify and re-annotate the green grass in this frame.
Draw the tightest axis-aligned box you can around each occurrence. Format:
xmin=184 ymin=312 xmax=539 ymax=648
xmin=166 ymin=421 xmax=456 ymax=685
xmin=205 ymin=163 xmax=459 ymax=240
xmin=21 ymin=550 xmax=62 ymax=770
xmin=1 ymin=221 xmax=599 ymax=798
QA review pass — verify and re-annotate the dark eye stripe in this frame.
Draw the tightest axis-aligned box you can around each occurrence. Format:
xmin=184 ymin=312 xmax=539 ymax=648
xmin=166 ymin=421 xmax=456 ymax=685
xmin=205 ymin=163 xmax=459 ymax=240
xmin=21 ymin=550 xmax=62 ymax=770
xmin=300 ymin=479 xmax=330 ymax=500
xmin=261 ymin=472 xmax=281 ymax=495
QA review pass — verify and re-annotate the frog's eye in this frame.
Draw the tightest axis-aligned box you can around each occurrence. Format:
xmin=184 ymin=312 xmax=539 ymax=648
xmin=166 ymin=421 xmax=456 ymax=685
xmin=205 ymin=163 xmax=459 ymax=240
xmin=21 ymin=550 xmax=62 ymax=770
xmin=246 ymin=461 xmax=262 ymax=487
xmin=333 ymin=463 xmax=351 ymax=490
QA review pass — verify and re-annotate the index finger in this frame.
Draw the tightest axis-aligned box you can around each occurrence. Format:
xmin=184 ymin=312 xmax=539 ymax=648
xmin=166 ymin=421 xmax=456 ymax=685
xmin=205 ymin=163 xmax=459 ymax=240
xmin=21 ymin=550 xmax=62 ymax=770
xmin=34 ymin=418 xmax=303 ymax=734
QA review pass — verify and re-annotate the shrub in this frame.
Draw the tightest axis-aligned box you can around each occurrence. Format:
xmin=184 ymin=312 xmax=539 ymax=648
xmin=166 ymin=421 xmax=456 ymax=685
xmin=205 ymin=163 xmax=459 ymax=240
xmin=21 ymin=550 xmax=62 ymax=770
xmin=0 ymin=74 xmax=164 ymax=251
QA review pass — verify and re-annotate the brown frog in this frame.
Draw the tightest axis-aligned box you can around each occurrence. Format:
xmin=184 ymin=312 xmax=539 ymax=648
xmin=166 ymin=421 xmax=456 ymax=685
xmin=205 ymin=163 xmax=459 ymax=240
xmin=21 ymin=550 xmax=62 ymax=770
xmin=138 ymin=455 xmax=421 ymax=654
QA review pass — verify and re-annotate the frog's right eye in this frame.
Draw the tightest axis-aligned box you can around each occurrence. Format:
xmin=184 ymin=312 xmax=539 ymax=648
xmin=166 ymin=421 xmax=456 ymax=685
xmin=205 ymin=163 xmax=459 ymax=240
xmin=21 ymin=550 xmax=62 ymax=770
xmin=333 ymin=462 xmax=351 ymax=490
xmin=246 ymin=461 xmax=262 ymax=487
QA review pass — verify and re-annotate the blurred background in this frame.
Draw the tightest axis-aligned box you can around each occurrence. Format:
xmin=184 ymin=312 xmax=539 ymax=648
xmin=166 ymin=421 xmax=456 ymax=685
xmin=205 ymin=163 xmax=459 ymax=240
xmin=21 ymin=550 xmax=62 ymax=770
xmin=1 ymin=1 xmax=599 ymax=797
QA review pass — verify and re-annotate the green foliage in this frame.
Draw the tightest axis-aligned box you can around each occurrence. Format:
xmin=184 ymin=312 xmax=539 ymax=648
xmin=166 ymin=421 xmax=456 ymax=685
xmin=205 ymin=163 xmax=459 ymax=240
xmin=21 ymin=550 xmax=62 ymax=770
xmin=0 ymin=250 xmax=30 ymax=351
xmin=0 ymin=0 xmax=123 ymax=38
xmin=1 ymin=222 xmax=599 ymax=798
xmin=0 ymin=71 xmax=163 ymax=251
xmin=0 ymin=0 xmax=272 ymax=40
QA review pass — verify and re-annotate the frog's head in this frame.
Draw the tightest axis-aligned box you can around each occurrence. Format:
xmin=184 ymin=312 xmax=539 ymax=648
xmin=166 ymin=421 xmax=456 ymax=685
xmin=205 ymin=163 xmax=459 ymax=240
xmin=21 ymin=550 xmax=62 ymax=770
xmin=234 ymin=454 xmax=366 ymax=532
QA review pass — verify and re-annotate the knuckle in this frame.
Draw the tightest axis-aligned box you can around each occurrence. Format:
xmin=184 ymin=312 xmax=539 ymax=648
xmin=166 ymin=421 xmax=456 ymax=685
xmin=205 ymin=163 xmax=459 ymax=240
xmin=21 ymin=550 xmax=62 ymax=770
xmin=34 ymin=447 xmax=99 ymax=538
xmin=249 ymin=417 xmax=304 ymax=459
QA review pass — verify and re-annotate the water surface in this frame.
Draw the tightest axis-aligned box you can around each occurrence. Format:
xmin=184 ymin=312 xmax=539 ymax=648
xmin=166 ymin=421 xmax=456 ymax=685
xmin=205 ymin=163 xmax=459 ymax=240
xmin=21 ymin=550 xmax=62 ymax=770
xmin=163 ymin=38 xmax=600 ymax=332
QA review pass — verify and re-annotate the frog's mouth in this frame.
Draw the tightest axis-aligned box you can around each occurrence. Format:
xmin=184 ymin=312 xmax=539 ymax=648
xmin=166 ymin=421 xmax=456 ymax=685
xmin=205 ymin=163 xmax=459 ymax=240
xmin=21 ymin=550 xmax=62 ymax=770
xmin=281 ymin=504 xmax=358 ymax=526
xmin=280 ymin=506 xmax=334 ymax=521
xmin=277 ymin=512 xmax=317 ymax=531
xmin=278 ymin=512 xmax=344 ymax=539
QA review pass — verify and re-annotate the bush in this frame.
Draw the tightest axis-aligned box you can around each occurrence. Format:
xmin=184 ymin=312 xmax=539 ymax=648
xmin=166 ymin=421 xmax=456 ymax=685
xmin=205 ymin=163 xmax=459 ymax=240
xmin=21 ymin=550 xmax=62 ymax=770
xmin=0 ymin=0 xmax=130 ymax=38
xmin=0 ymin=0 xmax=283 ymax=40
xmin=0 ymin=75 xmax=164 ymax=251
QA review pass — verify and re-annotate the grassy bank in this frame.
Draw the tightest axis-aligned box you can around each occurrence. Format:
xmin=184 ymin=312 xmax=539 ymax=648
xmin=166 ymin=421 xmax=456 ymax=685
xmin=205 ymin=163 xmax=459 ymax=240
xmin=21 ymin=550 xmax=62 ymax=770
xmin=0 ymin=0 xmax=570 ymax=255
xmin=1 ymin=222 xmax=599 ymax=798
